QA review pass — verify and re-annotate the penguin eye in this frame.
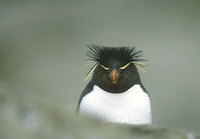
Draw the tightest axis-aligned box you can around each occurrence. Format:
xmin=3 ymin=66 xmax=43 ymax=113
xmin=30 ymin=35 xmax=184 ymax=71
xmin=100 ymin=64 xmax=109 ymax=70
xmin=120 ymin=62 xmax=131 ymax=70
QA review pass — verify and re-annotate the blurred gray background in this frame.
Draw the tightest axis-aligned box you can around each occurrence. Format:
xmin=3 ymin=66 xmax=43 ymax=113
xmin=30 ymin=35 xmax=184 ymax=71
xmin=0 ymin=0 xmax=200 ymax=135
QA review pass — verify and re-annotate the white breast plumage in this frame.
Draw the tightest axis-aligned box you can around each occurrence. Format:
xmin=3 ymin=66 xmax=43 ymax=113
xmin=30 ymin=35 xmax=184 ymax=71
xmin=79 ymin=84 xmax=152 ymax=125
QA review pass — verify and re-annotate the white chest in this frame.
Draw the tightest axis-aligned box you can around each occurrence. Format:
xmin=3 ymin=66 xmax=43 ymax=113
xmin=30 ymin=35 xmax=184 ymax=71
xmin=79 ymin=84 xmax=152 ymax=125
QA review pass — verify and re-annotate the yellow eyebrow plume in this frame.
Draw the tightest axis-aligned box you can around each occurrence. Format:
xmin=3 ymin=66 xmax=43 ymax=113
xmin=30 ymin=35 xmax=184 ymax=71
xmin=120 ymin=62 xmax=131 ymax=70
xmin=132 ymin=62 xmax=150 ymax=72
xmin=84 ymin=63 xmax=98 ymax=80
xmin=100 ymin=64 xmax=109 ymax=70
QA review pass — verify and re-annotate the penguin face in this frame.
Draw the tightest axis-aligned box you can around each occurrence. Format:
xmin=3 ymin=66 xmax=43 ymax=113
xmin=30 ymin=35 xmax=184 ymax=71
xmin=85 ymin=45 xmax=148 ymax=93
xmin=93 ymin=60 xmax=140 ymax=93
xmin=99 ymin=58 xmax=133 ymax=84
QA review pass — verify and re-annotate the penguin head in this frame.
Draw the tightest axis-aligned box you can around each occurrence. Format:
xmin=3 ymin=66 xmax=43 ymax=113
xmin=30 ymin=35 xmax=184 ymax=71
xmin=85 ymin=45 xmax=148 ymax=93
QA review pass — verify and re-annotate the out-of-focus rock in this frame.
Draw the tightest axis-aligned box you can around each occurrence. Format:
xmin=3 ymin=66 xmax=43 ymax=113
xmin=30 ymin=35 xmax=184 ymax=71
xmin=0 ymin=82 xmax=199 ymax=139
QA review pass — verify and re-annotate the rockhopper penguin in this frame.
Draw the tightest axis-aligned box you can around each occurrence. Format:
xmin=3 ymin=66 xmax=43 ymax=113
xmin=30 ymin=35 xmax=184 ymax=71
xmin=77 ymin=45 xmax=152 ymax=125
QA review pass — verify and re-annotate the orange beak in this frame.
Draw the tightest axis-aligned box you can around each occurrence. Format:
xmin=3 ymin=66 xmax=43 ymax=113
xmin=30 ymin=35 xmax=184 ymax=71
xmin=109 ymin=69 xmax=120 ymax=83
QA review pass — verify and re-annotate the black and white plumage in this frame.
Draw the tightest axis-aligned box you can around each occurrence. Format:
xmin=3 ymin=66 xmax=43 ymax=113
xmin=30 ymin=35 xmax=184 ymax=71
xmin=77 ymin=45 xmax=152 ymax=125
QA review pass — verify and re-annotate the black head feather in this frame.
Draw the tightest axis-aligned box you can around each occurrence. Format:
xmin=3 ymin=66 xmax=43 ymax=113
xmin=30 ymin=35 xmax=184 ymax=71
xmin=86 ymin=44 xmax=145 ymax=64
xmin=85 ymin=45 xmax=149 ymax=80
